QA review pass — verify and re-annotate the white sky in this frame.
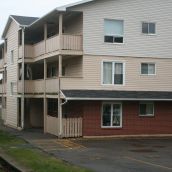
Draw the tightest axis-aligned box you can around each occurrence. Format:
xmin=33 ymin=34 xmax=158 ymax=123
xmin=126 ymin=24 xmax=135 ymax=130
xmin=0 ymin=0 xmax=80 ymax=43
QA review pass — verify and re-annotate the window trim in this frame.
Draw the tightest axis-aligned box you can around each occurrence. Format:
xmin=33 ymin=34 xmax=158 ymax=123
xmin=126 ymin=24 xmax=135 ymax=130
xmin=141 ymin=22 xmax=156 ymax=35
xmin=101 ymin=60 xmax=125 ymax=86
xmin=140 ymin=62 xmax=156 ymax=76
xmin=104 ymin=19 xmax=124 ymax=44
xmin=139 ymin=102 xmax=154 ymax=117
xmin=101 ymin=102 xmax=123 ymax=128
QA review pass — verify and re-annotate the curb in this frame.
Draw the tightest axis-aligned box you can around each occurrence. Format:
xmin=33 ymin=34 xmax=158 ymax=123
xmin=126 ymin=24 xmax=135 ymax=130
xmin=0 ymin=150 xmax=31 ymax=172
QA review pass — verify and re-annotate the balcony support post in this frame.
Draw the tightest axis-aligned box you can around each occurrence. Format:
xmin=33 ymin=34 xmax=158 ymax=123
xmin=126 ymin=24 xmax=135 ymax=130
xmin=44 ymin=23 xmax=47 ymax=53
xmin=44 ymin=58 xmax=47 ymax=133
xmin=21 ymin=27 xmax=25 ymax=129
xmin=58 ymin=54 xmax=63 ymax=138
xmin=58 ymin=13 xmax=63 ymax=138
xmin=59 ymin=13 xmax=63 ymax=51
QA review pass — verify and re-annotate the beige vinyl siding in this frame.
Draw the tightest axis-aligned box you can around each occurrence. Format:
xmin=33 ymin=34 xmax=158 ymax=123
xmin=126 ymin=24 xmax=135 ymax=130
xmin=64 ymin=14 xmax=83 ymax=35
xmin=70 ymin=0 xmax=172 ymax=58
xmin=5 ymin=21 xmax=19 ymax=127
xmin=61 ymin=55 xmax=172 ymax=91
xmin=63 ymin=56 xmax=83 ymax=77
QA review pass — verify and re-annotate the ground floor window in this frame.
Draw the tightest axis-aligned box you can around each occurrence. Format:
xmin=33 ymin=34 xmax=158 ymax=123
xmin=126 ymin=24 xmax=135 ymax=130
xmin=102 ymin=102 xmax=122 ymax=128
xmin=139 ymin=102 xmax=154 ymax=116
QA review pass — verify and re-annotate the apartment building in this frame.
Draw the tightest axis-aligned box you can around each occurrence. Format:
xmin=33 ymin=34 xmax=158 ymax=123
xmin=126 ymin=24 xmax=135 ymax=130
xmin=0 ymin=0 xmax=172 ymax=138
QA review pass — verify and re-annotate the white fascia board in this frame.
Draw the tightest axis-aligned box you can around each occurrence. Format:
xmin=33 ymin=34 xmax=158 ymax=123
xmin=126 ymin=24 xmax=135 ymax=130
xmin=66 ymin=97 xmax=172 ymax=101
xmin=56 ymin=0 xmax=94 ymax=11
xmin=2 ymin=15 xmax=24 ymax=39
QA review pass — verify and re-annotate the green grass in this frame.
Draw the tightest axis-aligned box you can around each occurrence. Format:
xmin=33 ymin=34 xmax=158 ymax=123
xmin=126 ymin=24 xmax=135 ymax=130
xmin=0 ymin=130 xmax=92 ymax=172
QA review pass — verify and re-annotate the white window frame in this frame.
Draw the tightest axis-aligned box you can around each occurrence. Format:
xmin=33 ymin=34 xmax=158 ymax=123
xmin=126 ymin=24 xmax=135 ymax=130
xmin=104 ymin=19 xmax=124 ymax=44
xmin=142 ymin=22 xmax=156 ymax=35
xmin=10 ymin=50 xmax=14 ymax=64
xmin=140 ymin=63 xmax=156 ymax=76
xmin=101 ymin=60 xmax=125 ymax=86
xmin=101 ymin=102 xmax=123 ymax=128
xmin=139 ymin=102 xmax=154 ymax=117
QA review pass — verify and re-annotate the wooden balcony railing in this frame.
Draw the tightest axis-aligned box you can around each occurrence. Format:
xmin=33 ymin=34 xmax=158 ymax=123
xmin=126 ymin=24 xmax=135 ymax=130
xmin=0 ymin=83 xmax=6 ymax=94
xmin=45 ymin=78 xmax=59 ymax=93
xmin=0 ymin=84 xmax=2 ymax=93
xmin=62 ymin=34 xmax=82 ymax=50
xmin=46 ymin=35 xmax=60 ymax=53
xmin=18 ymin=80 xmax=44 ymax=94
xmin=19 ymin=34 xmax=83 ymax=59
xmin=0 ymin=59 xmax=4 ymax=68
xmin=18 ymin=77 xmax=83 ymax=94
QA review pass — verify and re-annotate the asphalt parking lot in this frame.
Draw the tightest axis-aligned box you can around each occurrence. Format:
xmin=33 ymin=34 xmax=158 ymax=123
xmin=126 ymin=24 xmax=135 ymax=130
xmin=53 ymin=137 xmax=172 ymax=172
xmin=1 ymin=126 xmax=172 ymax=172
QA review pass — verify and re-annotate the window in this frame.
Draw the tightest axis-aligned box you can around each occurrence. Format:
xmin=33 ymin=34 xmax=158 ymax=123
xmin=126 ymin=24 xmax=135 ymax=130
xmin=139 ymin=102 xmax=154 ymax=116
xmin=5 ymin=39 xmax=7 ymax=52
xmin=103 ymin=61 xmax=124 ymax=85
xmin=142 ymin=22 xmax=156 ymax=34
xmin=18 ymin=29 xmax=22 ymax=46
xmin=10 ymin=82 xmax=15 ymax=95
xmin=2 ymin=97 xmax=6 ymax=109
xmin=141 ymin=63 xmax=155 ymax=75
xmin=10 ymin=50 xmax=14 ymax=64
xmin=102 ymin=103 xmax=122 ymax=128
xmin=104 ymin=19 xmax=124 ymax=43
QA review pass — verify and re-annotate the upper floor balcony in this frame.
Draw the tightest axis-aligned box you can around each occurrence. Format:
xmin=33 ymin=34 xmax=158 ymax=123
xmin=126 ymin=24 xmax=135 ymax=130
xmin=17 ymin=77 xmax=83 ymax=95
xmin=0 ymin=43 xmax=6 ymax=69
xmin=0 ymin=59 xmax=4 ymax=69
xmin=17 ymin=55 xmax=83 ymax=95
xmin=18 ymin=11 xmax=83 ymax=61
xmin=19 ymin=34 xmax=83 ymax=59
xmin=0 ymin=82 xmax=6 ymax=94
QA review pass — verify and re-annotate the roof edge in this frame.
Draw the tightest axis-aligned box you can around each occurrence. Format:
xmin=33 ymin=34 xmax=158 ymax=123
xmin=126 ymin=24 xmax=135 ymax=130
xmin=66 ymin=97 xmax=172 ymax=101
xmin=2 ymin=15 xmax=24 ymax=39
xmin=56 ymin=0 xmax=94 ymax=11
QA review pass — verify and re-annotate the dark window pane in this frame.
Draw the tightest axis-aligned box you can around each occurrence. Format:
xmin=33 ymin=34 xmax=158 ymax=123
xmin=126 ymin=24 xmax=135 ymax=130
xmin=140 ymin=104 xmax=147 ymax=115
xmin=140 ymin=103 xmax=154 ymax=116
xmin=114 ymin=37 xmax=123 ymax=43
xmin=149 ymin=23 xmax=156 ymax=34
xmin=141 ymin=63 xmax=148 ymax=74
xmin=142 ymin=23 xmax=149 ymax=34
xmin=114 ymin=63 xmax=123 ymax=84
xmin=103 ymin=104 xmax=111 ymax=126
xmin=112 ymin=104 xmax=121 ymax=126
xmin=114 ymin=74 xmax=123 ymax=84
xmin=104 ymin=36 xmax=113 ymax=43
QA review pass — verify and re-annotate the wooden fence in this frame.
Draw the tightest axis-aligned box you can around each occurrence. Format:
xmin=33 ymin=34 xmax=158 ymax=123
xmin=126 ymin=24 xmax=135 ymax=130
xmin=63 ymin=117 xmax=82 ymax=138
xmin=46 ymin=116 xmax=82 ymax=138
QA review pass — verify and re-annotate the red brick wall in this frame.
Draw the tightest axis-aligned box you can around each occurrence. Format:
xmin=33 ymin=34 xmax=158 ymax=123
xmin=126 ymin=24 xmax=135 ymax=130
xmin=82 ymin=101 xmax=172 ymax=136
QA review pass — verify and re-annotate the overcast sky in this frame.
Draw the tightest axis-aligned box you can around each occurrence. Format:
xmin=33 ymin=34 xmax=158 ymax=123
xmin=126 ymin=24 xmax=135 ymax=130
xmin=0 ymin=0 xmax=79 ymax=42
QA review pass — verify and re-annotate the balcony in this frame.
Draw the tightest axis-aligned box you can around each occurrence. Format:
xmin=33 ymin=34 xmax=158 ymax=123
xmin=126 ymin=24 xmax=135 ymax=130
xmin=18 ymin=80 xmax=44 ymax=94
xmin=18 ymin=77 xmax=83 ymax=94
xmin=0 ymin=83 xmax=6 ymax=94
xmin=19 ymin=34 xmax=83 ymax=59
xmin=18 ymin=79 xmax=59 ymax=94
xmin=0 ymin=59 xmax=4 ymax=69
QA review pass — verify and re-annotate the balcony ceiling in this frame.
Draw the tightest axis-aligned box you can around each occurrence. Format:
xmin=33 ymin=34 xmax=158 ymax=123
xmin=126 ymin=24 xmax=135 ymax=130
xmin=26 ymin=11 xmax=82 ymax=32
